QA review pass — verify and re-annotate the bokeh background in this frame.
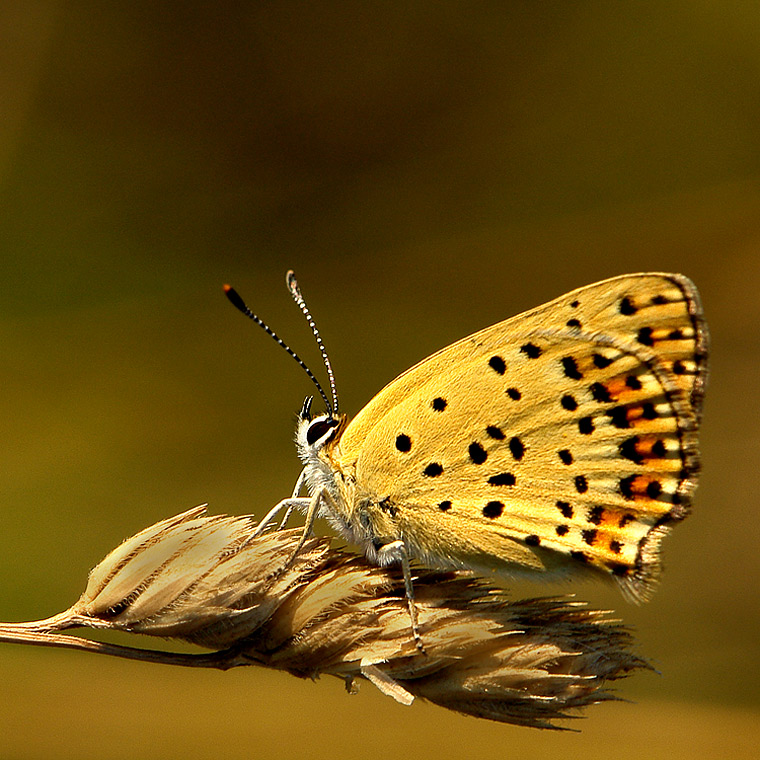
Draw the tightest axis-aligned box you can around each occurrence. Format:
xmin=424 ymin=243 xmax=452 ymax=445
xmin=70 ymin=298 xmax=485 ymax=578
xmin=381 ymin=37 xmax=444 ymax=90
xmin=2 ymin=2 xmax=759 ymax=758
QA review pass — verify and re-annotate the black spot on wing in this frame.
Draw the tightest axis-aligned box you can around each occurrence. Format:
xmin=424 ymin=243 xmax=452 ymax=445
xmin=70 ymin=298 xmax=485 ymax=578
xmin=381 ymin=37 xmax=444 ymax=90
xmin=586 ymin=505 xmax=604 ymax=525
xmin=619 ymin=513 xmax=635 ymax=527
xmin=520 ymin=342 xmax=542 ymax=358
xmin=468 ymin=442 xmax=488 ymax=464
xmin=619 ymin=296 xmax=637 ymax=315
xmin=423 ymin=462 xmax=443 ymax=477
xmin=619 ymin=475 xmax=636 ymax=500
xmin=582 ymin=528 xmax=598 ymax=545
xmin=489 ymin=356 xmax=506 ymax=374
xmin=593 ymin=353 xmax=614 ymax=369
xmin=562 ymin=357 xmax=583 ymax=380
xmin=608 ymin=407 xmax=630 ymax=429
xmin=483 ymin=501 xmax=504 ymax=519
xmin=561 ymin=394 xmax=578 ymax=411
xmin=619 ymin=436 xmax=643 ymax=464
xmin=642 ymin=402 xmax=658 ymax=420
xmin=637 ymin=327 xmax=654 ymax=346
xmin=590 ymin=382 xmax=612 ymax=403
xmin=489 ymin=473 xmax=516 ymax=486
xmin=509 ymin=436 xmax=525 ymax=461
xmin=395 ymin=434 xmax=411 ymax=452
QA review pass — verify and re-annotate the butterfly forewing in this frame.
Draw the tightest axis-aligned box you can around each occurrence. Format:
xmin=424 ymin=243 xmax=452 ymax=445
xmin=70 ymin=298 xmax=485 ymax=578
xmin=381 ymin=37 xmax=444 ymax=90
xmin=333 ymin=273 xmax=707 ymax=600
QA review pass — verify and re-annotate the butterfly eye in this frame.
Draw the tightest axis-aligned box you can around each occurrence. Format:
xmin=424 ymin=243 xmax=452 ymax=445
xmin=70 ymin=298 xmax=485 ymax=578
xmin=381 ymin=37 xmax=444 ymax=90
xmin=306 ymin=417 xmax=339 ymax=445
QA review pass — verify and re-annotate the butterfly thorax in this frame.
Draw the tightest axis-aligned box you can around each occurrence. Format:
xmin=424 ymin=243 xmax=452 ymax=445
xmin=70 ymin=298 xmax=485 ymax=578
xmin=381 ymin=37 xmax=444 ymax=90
xmin=295 ymin=412 xmax=404 ymax=563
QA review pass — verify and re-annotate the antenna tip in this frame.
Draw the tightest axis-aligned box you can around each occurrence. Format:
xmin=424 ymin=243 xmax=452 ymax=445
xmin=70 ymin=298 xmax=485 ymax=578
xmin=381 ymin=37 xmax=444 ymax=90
xmin=286 ymin=270 xmax=301 ymax=298
xmin=223 ymin=284 xmax=249 ymax=314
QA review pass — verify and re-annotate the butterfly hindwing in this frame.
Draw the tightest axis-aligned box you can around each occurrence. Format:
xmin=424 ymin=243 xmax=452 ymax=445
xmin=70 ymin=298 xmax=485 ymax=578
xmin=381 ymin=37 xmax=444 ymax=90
xmin=333 ymin=273 xmax=707 ymax=600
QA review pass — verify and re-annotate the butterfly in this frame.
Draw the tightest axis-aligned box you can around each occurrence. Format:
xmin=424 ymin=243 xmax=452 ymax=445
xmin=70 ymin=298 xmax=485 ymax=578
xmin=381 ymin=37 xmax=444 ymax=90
xmin=225 ymin=272 xmax=708 ymax=611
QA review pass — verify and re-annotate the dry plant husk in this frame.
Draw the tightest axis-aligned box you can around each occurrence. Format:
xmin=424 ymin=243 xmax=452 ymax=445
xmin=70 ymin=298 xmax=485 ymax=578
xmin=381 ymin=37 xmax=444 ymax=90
xmin=0 ymin=506 xmax=647 ymax=729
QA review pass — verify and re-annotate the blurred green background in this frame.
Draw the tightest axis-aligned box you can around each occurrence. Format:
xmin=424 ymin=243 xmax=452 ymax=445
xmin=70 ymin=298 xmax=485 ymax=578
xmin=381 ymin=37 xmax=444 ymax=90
xmin=1 ymin=2 xmax=759 ymax=757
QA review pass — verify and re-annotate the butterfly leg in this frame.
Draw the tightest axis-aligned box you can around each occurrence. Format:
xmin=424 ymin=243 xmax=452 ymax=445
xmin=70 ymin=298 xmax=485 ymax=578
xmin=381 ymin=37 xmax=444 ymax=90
xmin=376 ymin=539 xmax=426 ymax=655
xmin=263 ymin=487 xmax=333 ymax=580
xmin=252 ymin=495 xmax=311 ymax=538
xmin=257 ymin=491 xmax=324 ymax=585
xmin=281 ymin=488 xmax=324 ymax=567
xmin=276 ymin=468 xmax=308 ymax=529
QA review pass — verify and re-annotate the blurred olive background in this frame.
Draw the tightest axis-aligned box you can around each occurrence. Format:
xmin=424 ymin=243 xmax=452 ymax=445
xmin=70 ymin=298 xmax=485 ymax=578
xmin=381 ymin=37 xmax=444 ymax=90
xmin=1 ymin=2 xmax=759 ymax=758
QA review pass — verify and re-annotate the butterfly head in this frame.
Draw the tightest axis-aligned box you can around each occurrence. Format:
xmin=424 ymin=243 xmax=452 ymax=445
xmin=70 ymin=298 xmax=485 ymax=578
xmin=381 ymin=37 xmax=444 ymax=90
xmin=296 ymin=396 xmax=348 ymax=495
xmin=297 ymin=397 xmax=345 ymax=446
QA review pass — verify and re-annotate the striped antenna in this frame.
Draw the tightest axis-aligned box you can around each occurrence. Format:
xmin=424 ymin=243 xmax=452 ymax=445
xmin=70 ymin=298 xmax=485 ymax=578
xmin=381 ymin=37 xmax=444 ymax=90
xmin=285 ymin=270 xmax=340 ymax=414
xmin=223 ymin=284 xmax=334 ymax=417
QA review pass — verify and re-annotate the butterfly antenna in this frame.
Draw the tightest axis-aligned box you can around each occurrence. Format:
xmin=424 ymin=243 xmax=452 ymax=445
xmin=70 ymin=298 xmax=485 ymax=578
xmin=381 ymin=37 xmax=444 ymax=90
xmin=223 ymin=284 xmax=334 ymax=417
xmin=285 ymin=270 xmax=340 ymax=414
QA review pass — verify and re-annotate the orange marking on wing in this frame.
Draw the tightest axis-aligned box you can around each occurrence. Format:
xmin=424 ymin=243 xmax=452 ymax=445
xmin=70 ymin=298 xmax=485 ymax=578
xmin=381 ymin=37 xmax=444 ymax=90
xmin=625 ymin=403 xmax=661 ymax=428
xmin=637 ymin=436 xmax=665 ymax=460
xmin=584 ymin=529 xmax=635 ymax=574
xmin=602 ymin=376 xmax=627 ymax=401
